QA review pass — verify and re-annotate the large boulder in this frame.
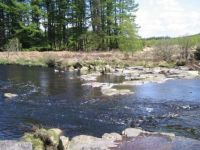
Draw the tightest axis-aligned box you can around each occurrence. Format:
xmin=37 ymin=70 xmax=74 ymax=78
xmin=67 ymin=135 xmax=118 ymax=150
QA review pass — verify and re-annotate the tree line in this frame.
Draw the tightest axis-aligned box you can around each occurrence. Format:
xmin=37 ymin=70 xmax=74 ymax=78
xmin=0 ymin=0 xmax=141 ymax=51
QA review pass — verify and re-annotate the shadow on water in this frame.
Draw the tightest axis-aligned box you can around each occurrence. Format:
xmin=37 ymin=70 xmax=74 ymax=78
xmin=0 ymin=65 xmax=200 ymax=140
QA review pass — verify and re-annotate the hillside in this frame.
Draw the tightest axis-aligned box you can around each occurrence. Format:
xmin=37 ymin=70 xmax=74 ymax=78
xmin=144 ymin=34 xmax=200 ymax=47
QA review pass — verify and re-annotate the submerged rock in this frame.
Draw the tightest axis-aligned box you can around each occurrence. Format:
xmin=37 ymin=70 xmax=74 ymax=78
xmin=101 ymin=88 xmax=133 ymax=96
xmin=80 ymin=73 xmax=101 ymax=81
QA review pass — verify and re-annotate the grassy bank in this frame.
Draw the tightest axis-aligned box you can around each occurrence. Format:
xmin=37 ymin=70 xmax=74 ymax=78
xmin=0 ymin=51 xmax=177 ymax=69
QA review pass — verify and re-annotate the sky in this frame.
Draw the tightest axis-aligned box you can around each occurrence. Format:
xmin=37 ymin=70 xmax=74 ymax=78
xmin=135 ymin=0 xmax=200 ymax=38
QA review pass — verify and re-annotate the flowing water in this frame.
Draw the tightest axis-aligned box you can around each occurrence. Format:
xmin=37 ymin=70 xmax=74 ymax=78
xmin=0 ymin=65 xmax=200 ymax=140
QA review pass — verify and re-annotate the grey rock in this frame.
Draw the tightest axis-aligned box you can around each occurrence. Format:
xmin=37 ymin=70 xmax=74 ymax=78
xmin=102 ymin=133 xmax=122 ymax=141
xmin=67 ymin=135 xmax=118 ymax=150
xmin=0 ymin=141 xmax=32 ymax=150
xmin=58 ymin=136 xmax=69 ymax=150
xmin=122 ymin=128 xmax=146 ymax=138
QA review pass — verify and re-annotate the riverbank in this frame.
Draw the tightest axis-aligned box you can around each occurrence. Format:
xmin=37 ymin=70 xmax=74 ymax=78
xmin=3 ymin=127 xmax=198 ymax=150
xmin=0 ymin=51 xmax=177 ymax=68
xmin=1 ymin=51 xmax=199 ymax=98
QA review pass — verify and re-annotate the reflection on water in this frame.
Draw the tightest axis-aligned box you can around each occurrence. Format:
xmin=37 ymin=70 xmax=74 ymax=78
xmin=0 ymin=65 xmax=200 ymax=140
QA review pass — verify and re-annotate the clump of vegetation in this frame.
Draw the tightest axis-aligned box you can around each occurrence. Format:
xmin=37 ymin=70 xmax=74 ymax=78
xmin=4 ymin=38 xmax=22 ymax=52
xmin=44 ymin=57 xmax=57 ymax=68
xmin=0 ymin=59 xmax=9 ymax=65
xmin=176 ymin=60 xmax=186 ymax=66
xmin=22 ymin=128 xmax=62 ymax=150
xmin=23 ymin=133 xmax=44 ymax=150
xmin=153 ymin=40 xmax=174 ymax=62
xmin=194 ymin=45 xmax=200 ymax=60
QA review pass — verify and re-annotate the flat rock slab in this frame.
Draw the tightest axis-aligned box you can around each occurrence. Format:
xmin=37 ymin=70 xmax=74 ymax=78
xmin=0 ymin=141 xmax=32 ymax=150
xmin=117 ymin=135 xmax=200 ymax=150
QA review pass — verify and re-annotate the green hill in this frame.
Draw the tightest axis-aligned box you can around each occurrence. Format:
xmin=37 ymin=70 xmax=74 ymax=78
xmin=144 ymin=34 xmax=200 ymax=47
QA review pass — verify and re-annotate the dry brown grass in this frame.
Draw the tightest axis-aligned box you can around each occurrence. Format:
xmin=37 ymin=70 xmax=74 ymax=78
xmin=0 ymin=50 xmax=177 ymax=68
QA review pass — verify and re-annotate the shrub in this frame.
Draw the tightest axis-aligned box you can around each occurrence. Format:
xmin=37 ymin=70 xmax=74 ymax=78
xmin=4 ymin=38 xmax=22 ymax=51
xmin=194 ymin=45 xmax=200 ymax=60
xmin=176 ymin=60 xmax=186 ymax=66
xmin=44 ymin=57 xmax=56 ymax=68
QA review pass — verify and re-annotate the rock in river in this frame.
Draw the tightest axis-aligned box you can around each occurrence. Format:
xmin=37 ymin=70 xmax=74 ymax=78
xmin=3 ymin=93 xmax=18 ymax=99
xmin=58 ymin=136 xmax=69 ymax=150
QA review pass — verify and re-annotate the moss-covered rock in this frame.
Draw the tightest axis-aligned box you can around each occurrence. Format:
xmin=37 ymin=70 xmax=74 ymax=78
xmin=22 ymin=128 xmax=62 ymax=150
xmin=34 ymin=128 xmax=62 ymax=147
xmin=47 ymin=128 xmax=62 ymax=146
xmin=22 ymin=133 xmax=44 ymax=150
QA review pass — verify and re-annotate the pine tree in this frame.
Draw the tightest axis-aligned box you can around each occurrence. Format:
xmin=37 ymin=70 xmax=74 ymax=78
xmin=0 ymin=0 xmax=140 ymax=51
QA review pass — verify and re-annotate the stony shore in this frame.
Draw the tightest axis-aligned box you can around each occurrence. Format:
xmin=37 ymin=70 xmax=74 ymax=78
xmin=2 ymin=127 xmax=200 ymax=150
xmin=80 ymin=65 xmax=199 ymax=96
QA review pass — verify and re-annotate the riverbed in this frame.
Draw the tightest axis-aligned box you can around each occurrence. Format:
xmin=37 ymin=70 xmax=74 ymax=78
xmin=0 ymin=65 xmax=200 ymax=140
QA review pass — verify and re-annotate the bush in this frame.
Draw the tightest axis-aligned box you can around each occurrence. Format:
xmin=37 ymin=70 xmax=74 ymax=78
xmin=176 ymin=60 xmax=186 ymax=66
xmin=194 ymin=45 xmax=200 ymax=60
xmin=4 ymin=38 xmax=22 ymax=51
xmin=44 ymin=57 xmax=56 ymax=68
xmin=153 ymin=40 xmax=174 ymax=62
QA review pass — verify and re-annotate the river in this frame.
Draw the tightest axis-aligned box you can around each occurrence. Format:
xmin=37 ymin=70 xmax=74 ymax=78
xmin=0 ymin=65 xmax=200 ymax=140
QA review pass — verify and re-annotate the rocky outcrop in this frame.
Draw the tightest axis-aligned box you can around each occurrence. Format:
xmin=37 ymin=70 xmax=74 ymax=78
xmin=81 ymin=66 xmax=199 ymax=96
xmin=20 ymin=127 xmax=200 ymax=150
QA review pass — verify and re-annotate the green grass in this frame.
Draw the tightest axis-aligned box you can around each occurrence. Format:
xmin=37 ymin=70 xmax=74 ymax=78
xmin=15 ymin=58 xmax=47 ymax=67
xmin=0 ymin=59 xmax=10 ymax=65
xmin=144 ymin=34 xmax=200 ymax=47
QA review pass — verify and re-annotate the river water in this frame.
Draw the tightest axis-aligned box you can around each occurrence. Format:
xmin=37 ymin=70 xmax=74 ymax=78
xmin=0 ymin=65 xmax=200 ymax=140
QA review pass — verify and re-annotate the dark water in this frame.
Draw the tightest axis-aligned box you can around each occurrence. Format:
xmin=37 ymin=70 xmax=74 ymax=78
xmin=0 ymin=65 xmax=200 ymax=140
